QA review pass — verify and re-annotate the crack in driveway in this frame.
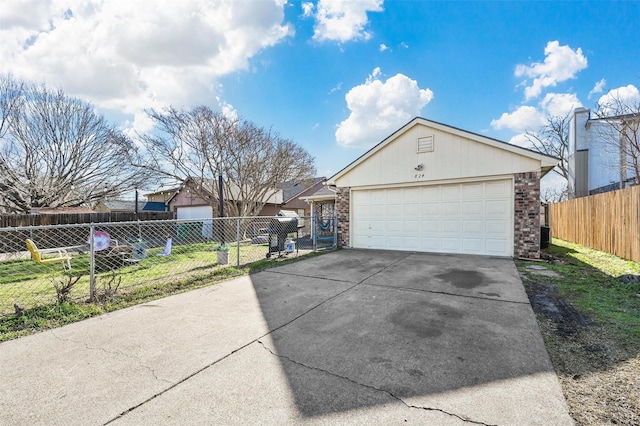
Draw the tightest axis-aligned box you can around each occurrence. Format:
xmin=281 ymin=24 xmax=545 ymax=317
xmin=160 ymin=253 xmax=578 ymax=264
xmin=256 ymin=340 xmax=495 ymax=425
xmin=50 ymin=331 xmax=172 ymax=385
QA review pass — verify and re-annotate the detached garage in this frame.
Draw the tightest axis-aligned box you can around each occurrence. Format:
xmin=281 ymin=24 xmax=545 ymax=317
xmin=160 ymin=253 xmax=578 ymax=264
xmin=328 ymin=117 xmax=558 ymax=259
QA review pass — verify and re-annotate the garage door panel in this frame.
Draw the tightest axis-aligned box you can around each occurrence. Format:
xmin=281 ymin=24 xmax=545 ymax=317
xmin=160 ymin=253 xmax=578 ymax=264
xmin=463 ymin=220 xmax=484 ymax=233
xmin=403 ymin=203 xmax=420 ymax=216
xmin=421 ymin=186 xmax=440 ymax=200
xmin=403 ymin=236 xmax=420 ymax=249
xmin=462 ymin=182 xmax=484 ymax=198
xmin=387 ymin=236 xmax=403 ymax=248
xmin=486 ymin=239 xmax=508 ymax=254
xmin=486 ymin=219 xmax=508 ymax=234
xmin=421 ymin=220 xmax=440 ymax=233
xmin=403 ymin=220 xmax=419 ymax=233
xmin=421 ymin=237 xmax=440 ymax=250
xmin=463 ymin=238 xmax=484 ymax=253
xmin=441 ymin=185 xmax=460 ymax=199
xmin=403 ymin=187 xmax=421 ymax=200
xmin=422 ymin=203 xmax=440 ymax=216
xmin=486 ymin=180 xmax=509 ymax=196
xmin=387 ymin=221 xmax=403 ymax=233
xmin=463 ymin=201 xmax=483 ymax=216
xmin=369 ymin=221 xmax=385 ymax=231
xmin=486 ymin=200 xmax=509 ymax=215
xmin=386 ymin=189 xmax=403 ymax=203
xmin=386 ymin=204 xmax=402 ymax=216
xmin=441 ymin=238 xmax=460 ymax=251
xmin=370 ymin=236 xmax=386 ymax=248
xmin=442 ymin=202 xmax=461 ymax=216
xmin=442 ymin=220 xmax=460 ymax=233
xmin=351 ymin=179 xmax=513 ymax=256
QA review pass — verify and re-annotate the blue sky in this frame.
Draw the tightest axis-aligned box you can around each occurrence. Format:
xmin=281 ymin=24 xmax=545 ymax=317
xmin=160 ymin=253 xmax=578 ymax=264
xmin=1 ymin=0 xmax=639 ymax=191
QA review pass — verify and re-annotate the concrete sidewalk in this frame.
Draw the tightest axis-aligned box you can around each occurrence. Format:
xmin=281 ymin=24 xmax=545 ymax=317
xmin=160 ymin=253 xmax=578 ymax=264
xmin=0 ymin=250 xmax=573 ymax=425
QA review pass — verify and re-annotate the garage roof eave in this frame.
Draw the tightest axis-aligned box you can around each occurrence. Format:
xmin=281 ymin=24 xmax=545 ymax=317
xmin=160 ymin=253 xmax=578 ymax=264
xmin=327 ymin=117 xmax=561 ymax=186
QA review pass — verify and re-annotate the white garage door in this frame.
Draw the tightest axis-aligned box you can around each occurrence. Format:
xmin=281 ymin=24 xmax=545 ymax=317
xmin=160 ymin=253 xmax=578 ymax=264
xmin=176 ymin=206 xmax=212 ymax=220
xmin=351 ymin=179 xmax=513 ymax=256
xmin=176 ymin=206 xmax=213 ymax=239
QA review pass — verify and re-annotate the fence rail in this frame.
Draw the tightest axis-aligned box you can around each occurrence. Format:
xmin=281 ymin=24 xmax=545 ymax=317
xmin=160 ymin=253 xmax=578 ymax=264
xmin=550 ymin=186 xmax=640 ymax=262
xmin=0 ymin=215 xmax=337 ymax=317
xmin=0 ymin=211 xmax=175 ymax=228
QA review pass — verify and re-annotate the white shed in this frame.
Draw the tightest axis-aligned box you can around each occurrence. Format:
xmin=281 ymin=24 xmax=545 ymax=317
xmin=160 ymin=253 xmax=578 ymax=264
xmin=328 ymin=117 xmax=558 ymax=258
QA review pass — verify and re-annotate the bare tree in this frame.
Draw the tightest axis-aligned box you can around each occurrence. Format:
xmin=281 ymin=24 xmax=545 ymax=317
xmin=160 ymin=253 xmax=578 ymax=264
xmin=0 ymin=74 xmax=24 ymax=139
xmin=540 ymin=184 xmax=569 ymax=204
xmin=136 ymin=106 xmax=316 ymax=217
xmin=524 ymin=112 xmax=571 ymax=186
xmin=594 ymin=95 xmax=640 ymax=188
xmin=0 ymin=81 xmax=147 ymax=214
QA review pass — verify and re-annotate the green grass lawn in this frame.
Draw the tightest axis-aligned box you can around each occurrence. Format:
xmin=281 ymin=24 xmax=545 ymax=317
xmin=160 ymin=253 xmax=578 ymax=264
xmin=0 ymin=241 xmax=274 ymax=317
xmin=0 ymin=241 xmax=324 ymax=342
xmin=523 ymin=238 xmax=640 ymax=343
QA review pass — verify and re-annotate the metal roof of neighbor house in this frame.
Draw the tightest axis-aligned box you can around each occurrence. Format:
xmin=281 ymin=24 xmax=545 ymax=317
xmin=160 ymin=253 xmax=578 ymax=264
xmin=142 ymin=202 xmax=169 ymax=211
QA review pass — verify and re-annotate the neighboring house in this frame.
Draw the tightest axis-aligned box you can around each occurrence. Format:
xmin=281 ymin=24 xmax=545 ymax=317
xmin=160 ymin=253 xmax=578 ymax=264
xmin=31 ymin=207 xmax=97 ymax=214
xmin=146 ymin=188 xmax=179 ymax=205
xmin=94 ymin=200 xmax=169 ymax=213
xmin=568 ymin=107 xmax=639 ymax=197
xmin=262 ymin=177 xmax=326 ymax=217
xmin=168 ymin=178 xmax=284 ymax=220
xmin=327 ymin=117 xmax=558 ymax=259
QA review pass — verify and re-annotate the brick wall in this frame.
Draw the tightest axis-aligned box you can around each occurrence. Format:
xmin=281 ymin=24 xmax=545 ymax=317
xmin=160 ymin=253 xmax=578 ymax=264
xmin=336 ymin=187 xmax=350 ymax=247
xmin=514 ymin=172 xmax=541 ymax=259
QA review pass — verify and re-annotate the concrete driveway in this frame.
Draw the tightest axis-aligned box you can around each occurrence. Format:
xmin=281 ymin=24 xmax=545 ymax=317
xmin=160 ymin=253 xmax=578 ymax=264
xmin=0 ymin=249 xmax=572 ymax=425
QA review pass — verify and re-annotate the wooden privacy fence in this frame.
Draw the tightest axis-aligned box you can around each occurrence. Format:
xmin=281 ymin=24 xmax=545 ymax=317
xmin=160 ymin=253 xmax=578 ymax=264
xmin=550 ymin=186 xmax=640 ymax=262
xmin=0 ymin=211 xmax=175 ymax=228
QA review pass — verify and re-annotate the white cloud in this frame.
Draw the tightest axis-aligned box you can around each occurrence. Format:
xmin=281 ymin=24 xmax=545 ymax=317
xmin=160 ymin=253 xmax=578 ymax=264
xmin=491 ymin=106 xmax=545 ymax=133
xmin=328 ymin=82 xmax=343 ymax=94
xmin=515 ymin=41 xmax=587 ymax=100
xmin=492 ymin=92 xmax=582 ymax=133
xmin=597 ymin=84 xmax=640 ymax=115
xmin=379 ymin=43 xmax=389 ymax=52
xmin=0 ymin=0 xmax=292 ymax=134
xmin=311 ymin=0 xmax=383 ymax=43
xmin=588 ymin=78 xmax=606 ymax=99
xmin=301 ymin=2 xmax=314 ymax=17
xmin=507 ymin=133 xmax=534 ymax=149
xmin=540 ymin=92 xmax=583 ymax=117
xmin=400 ymin=42 xmax=408 ymax=49
xmin=336 ymin=68 xmax=433 ymax=147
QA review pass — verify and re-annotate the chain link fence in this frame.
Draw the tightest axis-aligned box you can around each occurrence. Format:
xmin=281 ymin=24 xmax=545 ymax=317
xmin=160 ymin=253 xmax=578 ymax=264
xmin=0 ymin=215 xmax=336 ymax=317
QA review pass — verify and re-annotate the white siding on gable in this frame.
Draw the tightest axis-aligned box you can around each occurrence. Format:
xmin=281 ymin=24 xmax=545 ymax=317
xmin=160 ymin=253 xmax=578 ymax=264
xmin=351 ymin=179 xmax=513 ymax=256
xmin=334 ymin=124 xmax=541 ymax=188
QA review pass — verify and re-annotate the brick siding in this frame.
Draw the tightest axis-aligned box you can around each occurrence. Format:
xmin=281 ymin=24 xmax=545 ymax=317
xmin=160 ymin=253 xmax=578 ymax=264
xmin=514 ymin=172 xmax=541 ymax=259
xmin=336 ymin=187 xmax=350 ymax=247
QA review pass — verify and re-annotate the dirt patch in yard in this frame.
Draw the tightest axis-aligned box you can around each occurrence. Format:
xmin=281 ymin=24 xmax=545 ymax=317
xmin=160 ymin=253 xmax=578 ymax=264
xmin=520 ymin=264 xmax=640 ymax=425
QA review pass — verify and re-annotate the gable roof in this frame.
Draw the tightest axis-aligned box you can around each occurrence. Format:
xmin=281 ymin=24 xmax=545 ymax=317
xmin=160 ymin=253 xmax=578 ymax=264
xmin=167 ymin=177 xmax=283 ymax=206
xmin=328 ymin=117 xmax=559 ymax=185
xmin=98 ymin=200 xmax=146 ymax=211
xmin=302 ymin=184 xmax=336 ymax=202
xmin=279 ymin=177 xmax=325 ymax=202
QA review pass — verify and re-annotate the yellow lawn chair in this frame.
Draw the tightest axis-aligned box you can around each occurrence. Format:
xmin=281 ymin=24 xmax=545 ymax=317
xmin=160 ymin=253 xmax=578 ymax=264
xmin=25 ymin=239 xmax=71 ymax=270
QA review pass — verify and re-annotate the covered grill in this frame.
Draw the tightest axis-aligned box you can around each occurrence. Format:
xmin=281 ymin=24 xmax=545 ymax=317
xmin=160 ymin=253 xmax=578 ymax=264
xmin=266 ymin=210 xmax=300 ymax=258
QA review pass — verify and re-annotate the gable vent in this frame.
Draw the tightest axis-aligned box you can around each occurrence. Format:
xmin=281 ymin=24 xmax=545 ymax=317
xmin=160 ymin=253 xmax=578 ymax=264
xmin=417 ymin=136 xmax=434 ymax=153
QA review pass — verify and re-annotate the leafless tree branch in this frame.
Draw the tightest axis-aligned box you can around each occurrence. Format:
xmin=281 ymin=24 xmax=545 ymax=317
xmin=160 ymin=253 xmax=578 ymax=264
xmin=135 ymin=106 xmax=316 ymax=217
